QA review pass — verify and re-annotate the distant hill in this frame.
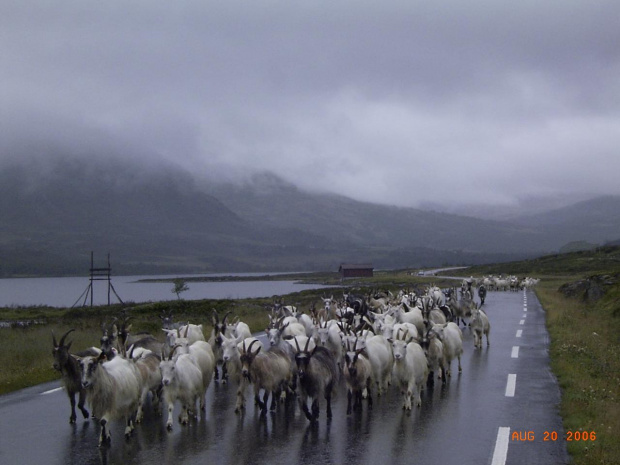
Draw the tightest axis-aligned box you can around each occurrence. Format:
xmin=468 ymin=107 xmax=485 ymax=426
xmin=511 ymin=196 xmax=620 ymax=246
xmin=1 ymin=156 xmax=618 ymax=277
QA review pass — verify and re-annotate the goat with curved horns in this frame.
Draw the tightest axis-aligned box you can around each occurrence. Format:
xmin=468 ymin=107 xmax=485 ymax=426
xmin=52 ymin=329 xmax=99 ymax=423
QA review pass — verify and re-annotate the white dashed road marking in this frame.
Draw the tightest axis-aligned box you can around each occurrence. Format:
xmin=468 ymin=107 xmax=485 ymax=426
xmin=505 ymin=374 xmax=517 ymax=397
xmin=511 ymin=346 xmax=519 ymax=358
xmin=492 ymin=427 xmax=511 ymax=465
xmin=41 ymin=387 xmax=63 ymax=395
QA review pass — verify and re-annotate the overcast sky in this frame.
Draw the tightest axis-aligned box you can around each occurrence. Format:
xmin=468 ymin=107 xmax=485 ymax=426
xmin=2 ymin=1 xmax=619 ymax=208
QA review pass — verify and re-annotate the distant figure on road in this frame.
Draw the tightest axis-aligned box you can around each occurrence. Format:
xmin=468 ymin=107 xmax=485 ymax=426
xmin=478 ymin=285 xmax=487 ymax=306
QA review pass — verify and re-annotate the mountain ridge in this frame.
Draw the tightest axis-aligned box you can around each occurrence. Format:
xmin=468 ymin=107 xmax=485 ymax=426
xmin=1 ymin=157 xmax=618 ymax=277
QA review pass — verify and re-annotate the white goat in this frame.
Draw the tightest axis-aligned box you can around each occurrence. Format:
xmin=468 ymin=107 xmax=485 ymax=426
xmin=362 ymin=334 xmax=394 ymax=396
xmin=313 ymin=319 xmax=343 ymax=370
xmin=431 ymin=322 xmax=463 ymax=377
xmin=389 ymin=303 xmax=425 ymax=336
xmin=470 ymin=307 xmax=490 ymax=349
xmin=159 ymin=346 xmax=204 ymax=430
xmin=173 ymin=339 xmax=215 ymax=412
xmin=77 ymin=353 xmax=141 ymax=446
xmin=390 ymin=331 xmax=428 ymax=410
xmin=177 ymin=323 xmax=205 ymax=344
xmin=128 ymin=346 xmax=162 ymax=423
xmin=220 ymin=334 xmax=259 ymax=413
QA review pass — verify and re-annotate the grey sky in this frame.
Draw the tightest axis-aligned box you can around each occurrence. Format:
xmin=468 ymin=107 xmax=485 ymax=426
xmin=2 ymin=0 xmax=619 ymax=208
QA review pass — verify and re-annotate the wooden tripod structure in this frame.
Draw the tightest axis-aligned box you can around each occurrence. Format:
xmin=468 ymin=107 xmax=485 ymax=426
xmin=72 ymin=252 xmax=124 ymax=307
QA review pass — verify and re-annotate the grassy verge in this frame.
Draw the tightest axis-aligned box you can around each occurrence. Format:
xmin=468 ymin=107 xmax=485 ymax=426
xmin=535 ymin=279 xmax=620 ymax=465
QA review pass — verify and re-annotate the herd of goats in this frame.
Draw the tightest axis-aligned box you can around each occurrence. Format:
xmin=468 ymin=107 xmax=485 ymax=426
xmin=51 ymin=274 xmax=539 ymax=447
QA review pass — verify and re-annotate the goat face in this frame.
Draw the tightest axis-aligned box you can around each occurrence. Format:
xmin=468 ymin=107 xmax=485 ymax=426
xmin=159 ymin=359 xmax=176 ymax=386
xmin=316 ymin=327 xmax=330 ymax=346
xmin=295 ymin=352 xmax=311 ymax=379
xmin=239 ymin=341 xmax=261 ymax=379
xmin=266 ymin=327 xmax=281 ymax=347
xmin=391 ymin=340 xmax=408 ymax=361
xmin=52 ymin=342 xmax=73 ymax=372
xmin=344 ymin=351 xmax=360 ymax=378
xmin=78 ymin=355 xmax=103 ymax=389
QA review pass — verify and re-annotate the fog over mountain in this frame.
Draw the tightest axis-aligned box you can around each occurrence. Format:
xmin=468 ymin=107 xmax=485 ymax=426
xmin=2 ymin=1 xmax=620 ymax=213
xmin=2 ymin=155 xmax=618 ymax=277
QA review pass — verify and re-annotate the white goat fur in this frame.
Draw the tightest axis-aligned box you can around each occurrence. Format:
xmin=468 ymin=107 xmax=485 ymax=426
xmin=159 ymin=352 xmax=204 ymax=430
xmin=431 ymin=322 xmax=463 ymax=377
xmin=470 ymin=308 xmax=490 ymax=349
xmin=391 ymin=337 xmax=428 ymax=410
xmin=78 ymin=354 xmax=141 ymax=446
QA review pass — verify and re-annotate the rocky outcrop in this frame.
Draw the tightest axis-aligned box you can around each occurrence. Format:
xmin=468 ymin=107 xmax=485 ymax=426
xmin=559 ymin=274 xmax=618 ymax=303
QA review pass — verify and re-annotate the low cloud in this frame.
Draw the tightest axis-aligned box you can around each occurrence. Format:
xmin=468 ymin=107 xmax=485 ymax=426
xmin=2 ymin=0 xmax=619 ymax=208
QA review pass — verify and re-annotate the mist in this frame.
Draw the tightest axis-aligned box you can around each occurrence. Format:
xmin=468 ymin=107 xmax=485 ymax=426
xmin=2 ymin=1 xmax=620 ymax=210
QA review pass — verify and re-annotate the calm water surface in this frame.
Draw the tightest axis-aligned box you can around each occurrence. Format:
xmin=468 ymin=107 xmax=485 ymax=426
xmin=0 ymin=273 xmax=334 ymax=308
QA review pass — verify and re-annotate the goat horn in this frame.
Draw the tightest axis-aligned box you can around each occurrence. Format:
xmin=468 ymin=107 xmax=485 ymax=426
xmin=51 ymin=331 xmax=58 ymax=348
xmin=247 ymin=339 xmax=260 ymax=355
xmin=294 ymin=337 xmax=301 ymax=353
xmin=59 ymin=329 xmax=76 ymax=347
xmin=304 ymin=335 xmax=311 ymax=353
xmin=222 ymin=312 xmax=233 ymax=325
xmin=169 ymin=344 xmax=182 ymax=360
xmin=184 ymin=324 xmax=190 ymax=338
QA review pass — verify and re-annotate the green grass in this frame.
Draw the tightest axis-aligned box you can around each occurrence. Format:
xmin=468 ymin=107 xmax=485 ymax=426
xmin=536 ymin=280 xmax=620 ymax=465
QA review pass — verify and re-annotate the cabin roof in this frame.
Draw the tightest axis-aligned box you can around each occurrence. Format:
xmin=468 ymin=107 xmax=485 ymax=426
xmin=338 ymin=263 xmax=374 ymax=270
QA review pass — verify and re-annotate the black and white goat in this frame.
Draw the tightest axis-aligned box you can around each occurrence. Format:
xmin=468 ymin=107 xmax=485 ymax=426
xmin=239 ymin=339 xmax=292 ymax=414
xmin=51 ymin=329 xmax=99 ymax=423
xmin=290 ymin=336 xmax=339 ymax=422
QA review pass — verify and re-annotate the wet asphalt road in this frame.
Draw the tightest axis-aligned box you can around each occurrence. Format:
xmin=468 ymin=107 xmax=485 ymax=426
xmin=0 ymin=290 xmax=569 ymax=465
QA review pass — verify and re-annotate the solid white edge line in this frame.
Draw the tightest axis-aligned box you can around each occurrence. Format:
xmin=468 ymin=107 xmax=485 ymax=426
xmin=511 ymin=346 xmax=519 ymax=358
xmin=492 ymin=427 xmax=511 ymax=465
xmin=41 ymin=387 xmax=63 ymax=395
xmin=505 ymin=374 xmax=517 ymax=397
xmin=516 ymin=329 xmax=522 ymax=337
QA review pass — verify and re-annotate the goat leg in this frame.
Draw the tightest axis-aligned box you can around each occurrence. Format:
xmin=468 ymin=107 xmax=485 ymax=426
xmin=78 ymin=390 xmax=89 ymax=419
xmin=68 ymin=392 xmax=77 ymax=424
xmin=269 ymin=389 xmax=279 ymax=411
xmin=346 ymin=389 xmax=353 ymax=415
xmin=311 ymin=399 xmax=319 ymax=421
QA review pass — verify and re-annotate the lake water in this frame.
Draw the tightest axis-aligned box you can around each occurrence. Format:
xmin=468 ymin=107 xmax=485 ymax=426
xmin=0 ymin=273 xmax=335 ymax=308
